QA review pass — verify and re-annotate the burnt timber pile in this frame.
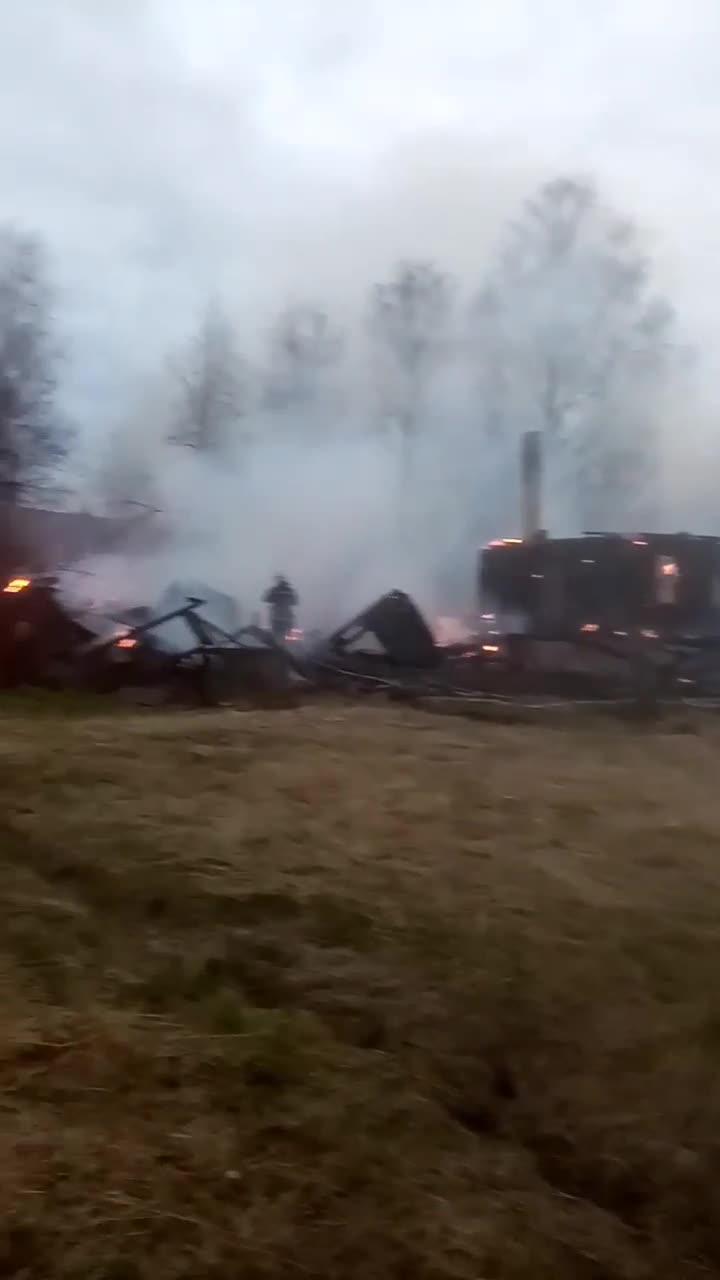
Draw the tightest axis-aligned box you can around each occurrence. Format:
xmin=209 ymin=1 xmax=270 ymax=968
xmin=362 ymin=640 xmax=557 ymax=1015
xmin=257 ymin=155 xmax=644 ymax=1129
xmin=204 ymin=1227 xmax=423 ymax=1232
xmin=3 ymin=450 xmax=720 ymax=714
xmin=0 ymin=571 xmax=718 ymax=717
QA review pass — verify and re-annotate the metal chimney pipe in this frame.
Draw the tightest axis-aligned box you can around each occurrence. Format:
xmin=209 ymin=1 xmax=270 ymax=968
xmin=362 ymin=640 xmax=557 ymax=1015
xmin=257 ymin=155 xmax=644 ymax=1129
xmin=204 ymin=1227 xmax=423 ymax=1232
xmin=521 ymin=430 xmax=542 ymax=540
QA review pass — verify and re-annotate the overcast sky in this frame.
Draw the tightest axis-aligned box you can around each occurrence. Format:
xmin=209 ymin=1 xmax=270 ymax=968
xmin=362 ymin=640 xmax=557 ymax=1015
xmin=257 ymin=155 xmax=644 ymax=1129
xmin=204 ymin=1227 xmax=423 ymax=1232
xmin=1 ymin=0 xmax=718 ymax=430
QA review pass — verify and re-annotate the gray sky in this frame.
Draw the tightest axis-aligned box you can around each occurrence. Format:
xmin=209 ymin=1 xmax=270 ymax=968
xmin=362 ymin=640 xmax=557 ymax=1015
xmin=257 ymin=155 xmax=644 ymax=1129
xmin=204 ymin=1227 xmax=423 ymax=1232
xmin=1 ymin=0 xmax=718 ymax=429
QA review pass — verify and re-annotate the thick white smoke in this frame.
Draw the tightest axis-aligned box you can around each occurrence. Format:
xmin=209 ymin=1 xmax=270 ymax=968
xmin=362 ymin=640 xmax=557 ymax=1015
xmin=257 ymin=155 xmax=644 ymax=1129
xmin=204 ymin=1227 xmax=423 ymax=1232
xmin=66 ymin=332 xmax=705 ymax=635
xmin=62 ymin=168 xmax=713 ymax=635
xmin=70 ymin=415 xmax=505 ymax=631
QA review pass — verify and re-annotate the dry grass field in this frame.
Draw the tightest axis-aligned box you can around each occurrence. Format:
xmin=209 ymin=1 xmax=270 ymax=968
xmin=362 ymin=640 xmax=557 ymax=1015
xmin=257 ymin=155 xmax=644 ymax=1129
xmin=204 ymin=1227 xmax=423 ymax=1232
xmin=0 ymin=695 xmax=720 ymax=1278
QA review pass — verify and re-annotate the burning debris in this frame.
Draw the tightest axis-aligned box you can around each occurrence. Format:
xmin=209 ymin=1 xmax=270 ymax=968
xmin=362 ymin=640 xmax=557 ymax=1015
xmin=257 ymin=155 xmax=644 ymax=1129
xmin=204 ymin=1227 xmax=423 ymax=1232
xmin=0 ymin=559 xmax=719 ymax=712
xmin=0 ymin=574 xmax=304 ymax=703
xmin=1 ymin=438 xmax=720 ymax=711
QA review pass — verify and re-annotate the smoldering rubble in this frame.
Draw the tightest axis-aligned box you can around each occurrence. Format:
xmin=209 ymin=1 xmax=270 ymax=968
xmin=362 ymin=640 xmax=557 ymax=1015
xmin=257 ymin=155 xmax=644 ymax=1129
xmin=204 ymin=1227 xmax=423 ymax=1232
xmin=2 ymin=556 xmax=720 ymax=720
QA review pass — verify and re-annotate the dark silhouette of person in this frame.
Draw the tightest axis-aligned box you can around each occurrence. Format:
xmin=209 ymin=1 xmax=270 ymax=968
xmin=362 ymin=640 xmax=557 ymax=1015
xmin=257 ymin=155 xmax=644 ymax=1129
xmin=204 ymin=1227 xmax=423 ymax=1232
xmin=263 ymin=575 xmax=298 ymax=643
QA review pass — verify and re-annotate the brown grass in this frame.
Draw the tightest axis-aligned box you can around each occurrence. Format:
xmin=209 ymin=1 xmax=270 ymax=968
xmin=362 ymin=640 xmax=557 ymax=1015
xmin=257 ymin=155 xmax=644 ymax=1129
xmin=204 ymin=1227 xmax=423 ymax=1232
xmin=0 ymin=694 xmax=719 ymax=1277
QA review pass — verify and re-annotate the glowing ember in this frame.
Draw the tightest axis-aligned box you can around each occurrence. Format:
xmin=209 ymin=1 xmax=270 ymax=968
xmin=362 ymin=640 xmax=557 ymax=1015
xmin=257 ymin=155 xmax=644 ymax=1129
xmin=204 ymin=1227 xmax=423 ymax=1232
xmin=481 ymin=643 xmax=501 ymax=654
xmin=656 ymin=555 xmax=680 ymax=604
xmin=3 ymin=577 xmax=31 ymax=594
xmin=116 ymin=635 xmax=138 ymax=650
xmin=580 ymin=622 xmax=599 ymax=633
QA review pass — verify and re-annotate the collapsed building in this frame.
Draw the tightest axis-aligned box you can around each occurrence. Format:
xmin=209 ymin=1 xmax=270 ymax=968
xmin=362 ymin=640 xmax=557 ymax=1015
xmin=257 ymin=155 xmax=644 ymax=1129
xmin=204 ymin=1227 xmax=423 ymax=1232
xmin=0 ymin=502 xmax=138 ymax=576
xmin=0 ymin=435 xmax=719 ymax=710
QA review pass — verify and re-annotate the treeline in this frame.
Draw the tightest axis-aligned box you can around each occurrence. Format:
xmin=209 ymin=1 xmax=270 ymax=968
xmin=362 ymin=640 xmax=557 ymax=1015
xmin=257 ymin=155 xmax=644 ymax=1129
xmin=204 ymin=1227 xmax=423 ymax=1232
xmin=0 ymin=177 xmax=683 ymax=530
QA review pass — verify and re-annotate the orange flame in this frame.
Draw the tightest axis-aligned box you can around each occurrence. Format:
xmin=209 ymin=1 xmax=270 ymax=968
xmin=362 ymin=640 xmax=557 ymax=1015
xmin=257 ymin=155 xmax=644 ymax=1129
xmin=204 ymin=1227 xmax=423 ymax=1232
xmin=3 ymin=577 xmax=31 ymax=594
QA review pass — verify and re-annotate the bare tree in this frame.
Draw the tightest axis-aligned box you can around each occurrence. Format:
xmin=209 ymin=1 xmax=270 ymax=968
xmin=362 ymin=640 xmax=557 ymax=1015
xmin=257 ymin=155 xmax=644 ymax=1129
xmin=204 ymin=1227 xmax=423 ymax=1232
xmin=264 ymin=305 xmax=343 ymax=415
xmin=168 ymin=301 xmax=247 ymax=453
xmin=0 ymin=226 xmax=67 ymax=502
xmin=368 ymin=260 xmax=452 ymax=473
xmin=472 ymin=178 xmax=679 ymax=526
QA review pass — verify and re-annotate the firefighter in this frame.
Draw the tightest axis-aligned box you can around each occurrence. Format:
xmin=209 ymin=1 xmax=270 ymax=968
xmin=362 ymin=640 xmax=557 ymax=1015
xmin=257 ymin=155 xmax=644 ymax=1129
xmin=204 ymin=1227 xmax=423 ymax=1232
xmin=263 ymin=575 xmax=298 ymax=644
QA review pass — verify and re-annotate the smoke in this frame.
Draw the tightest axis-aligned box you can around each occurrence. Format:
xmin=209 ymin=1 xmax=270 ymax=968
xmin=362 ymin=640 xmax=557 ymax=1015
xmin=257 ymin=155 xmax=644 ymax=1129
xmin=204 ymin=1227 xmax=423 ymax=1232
xmin=71 ymin=408 xmax=505 ymax=630
xmin=66 ymin=214 xmax=701 ymax=633
xmin=30 ymin=0 xmax=717 ymax=625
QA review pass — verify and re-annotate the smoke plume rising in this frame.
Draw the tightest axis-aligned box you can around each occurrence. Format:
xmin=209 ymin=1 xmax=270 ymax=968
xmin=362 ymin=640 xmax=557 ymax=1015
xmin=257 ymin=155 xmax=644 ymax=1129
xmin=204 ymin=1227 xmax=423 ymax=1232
xmin=2 ymin=0 xmax=714 ymax=623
